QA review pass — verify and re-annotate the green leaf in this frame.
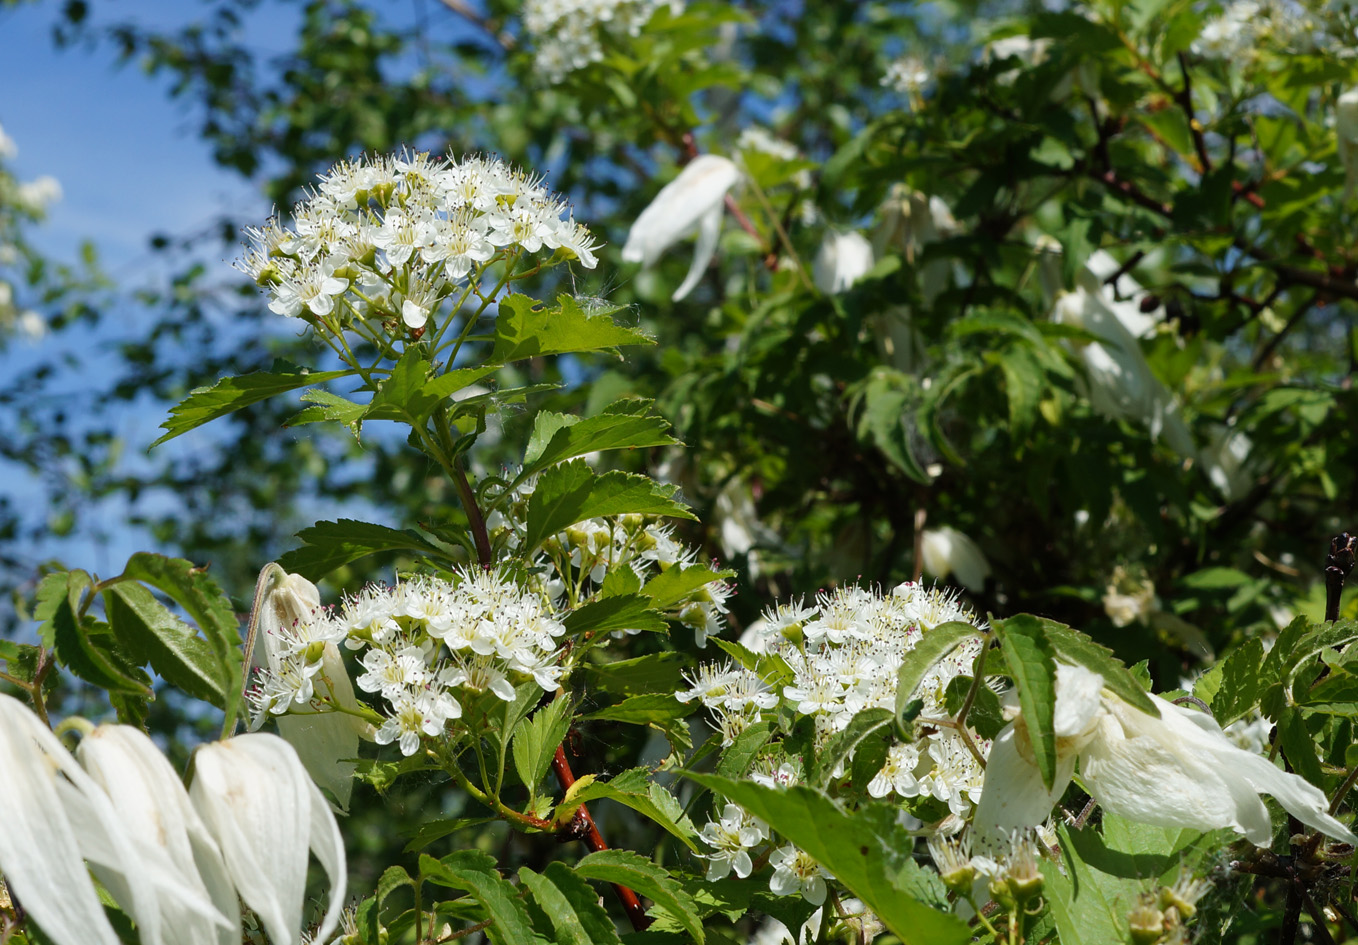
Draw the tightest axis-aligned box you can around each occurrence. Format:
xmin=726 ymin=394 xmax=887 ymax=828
xmin=640 ymin=565 xmax=735 ymax=610
xmin=287 ymin=388 xmax=367 ymax=437
xmin=1276 ymin=707 xmax=1325 ymax=787
xmin=558 ymin=767 xmax=699 ymax=851
xmin=512 ymin=696 xmax=574 ymax=794
xmin=1198 ymin=638 xmax=1265 ymax=726
xmin=586 ymin=652 xmax=690 ymax=698
xmin=563 ymin=595 xmax=669 ymax=636
xmin=151 ymin=362 xmax=353 ymax=448
xmin=997 ymin=343 xmax=1044 ymax=437
xmin=519 ymin=863 xmax=623 ymax=945
xmin=118 ymin=554 xmax=243 ymax=725
xmin=102 ymin=581 xmax=227 ymax=707
xmin=376 ymin=865 xmax=416 ymax=907
xmin=683 ymin=775 xmax=969 ymax=945
xmin=710 ymin=638 xmax=795 ymax=690
xmin=402 ymin=817 xmax=497 ymax=853
xmin=524 ymin=461 xmax=694 ymax=551
xmin=520 ymin=407 xmax=679 ymax=480
xmin=894 ymin=621 xmax=983 ymax=732
xmin=713 ymin=720 xmax=774 ymax=781
xmin=491 ymin=293 xmax=654 ymax=364
xmin=45 ymin=570 xmax=152 ymax=696
xmin=362 ymin=348 xmax=498 ymax=428
xmin=1180 ymin=567 xmax=1253 ymax=590
xmin=850 ymin=368 xmax=930 ymax=485
xmin=575 ymin=850 xmax=704 ymax=944
xmin=811 ymin=707 xmax=894 ymax=790
xmin=1020 ymin=615 xmax=1159 ymax=717
xmin=276 ymin=518 xmax=458 ymax=581
xmin=993 ymin=615 xmax=1058 ymax=790
xmin=420 ymin=851 xmax=538 ymax=945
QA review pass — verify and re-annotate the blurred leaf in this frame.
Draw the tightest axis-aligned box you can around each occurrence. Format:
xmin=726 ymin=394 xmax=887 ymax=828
xmin=277 ymin=518 xmax=458 ymax=581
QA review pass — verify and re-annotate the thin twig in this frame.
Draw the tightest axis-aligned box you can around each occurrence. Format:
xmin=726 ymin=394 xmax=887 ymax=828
xmin=1174 ymin=53 xmax=1211 ymax=173
xmin=1325 ymin=533 xmax=1354 ymax=623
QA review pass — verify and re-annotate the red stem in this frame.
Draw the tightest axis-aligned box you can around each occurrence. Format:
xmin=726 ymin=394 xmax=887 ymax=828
xmin=552 ymin=746 xmax=652 ymax=931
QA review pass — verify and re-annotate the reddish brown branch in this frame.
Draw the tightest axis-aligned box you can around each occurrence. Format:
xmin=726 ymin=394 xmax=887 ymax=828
xmin=552 ymin=746 xmax=652 ymax=931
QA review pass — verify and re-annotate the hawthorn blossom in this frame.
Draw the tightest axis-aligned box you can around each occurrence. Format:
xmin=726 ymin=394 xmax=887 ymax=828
xmin=522 ymin=0 xmax=684 ymax=84
xmin=622 ymin=155 xmax=741 ymax=301
xmin=768 ymin=845 xmax=829 ymax=905
xmin=699 ymin=803 xmax=768 ymax=880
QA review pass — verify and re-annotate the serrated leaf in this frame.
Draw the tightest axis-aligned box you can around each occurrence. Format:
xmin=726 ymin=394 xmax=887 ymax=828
xmin=586 ymin=652 xmax=690 ymax=698
xmin=151 ymin=362 xmax=352 ymax=447
xmin=490 ymin=293 xmax=654 ymax=363
xmin=811 ymin=707 xmax=894 ymax=790
xmin=102 ymin=581 xmax=227 ymax=707
xmin=1021 ymin=615 xmax=1159 ymax=717
xmin=524 ymin=461 xmax=694 ymax=551
xmin=557 ymin=767 xmax=699 ymax=851
xmin=993 ymin=615 xmax=1058 ymax=790
xmin=520 ymin=863 xmax=624 ymax=945
xmin=520 ymin=408 xmax=678 ymax=480
xmin=512 ymin=697 xmax=574 ymax=794
xmin=576 ymin=850 xmax=704 ymax=944
xmin=710 ymin=638 xmax=794 ymax=690
xmin=640 ymin=565 xmax=734 ymax=610
xmin=563 ymin=594 xmax=669 ymax=636
xmin=376 ymin=865 xmax=415 ymax=907
xmin=420 ymin=851 xmax=538 ymax=945
xmin=118 ymin=553 xmax=243 ymax=726
xmin=713 ymin=720 xmax=774 ymax=781
xmin=683 ymin=775 xmax=969 ymax=945
xmin=1200 ymin=638 xmax=1264 ymax=725
xmin=287 ymin=389 xmax=367 ymax=437
xmin=43 ymin=570 xmax=150 ymax=696
xmin=998 ymin=343 xmax=1044 ymax=437
xmin=1276 ymin=707 xmax=1325 ymax=787
xmin=895 ymin=621 xmax=983 ymax=732
xmin=276 ymin=518 xmax=458 ymax=581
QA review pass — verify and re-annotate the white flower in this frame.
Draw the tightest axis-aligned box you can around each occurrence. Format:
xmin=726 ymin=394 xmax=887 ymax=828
xmin=768 ymin=844 xmax=829 ymax=905
xmin=812 ymin=230 xmax=875 ymax=295
xmin=698 ymin=803 xmax=768 ymax=880
xmin=881 ymin=56 xmax=931 ymax=97
xmin=920 ymin=526 xmax=990 ymax=592
xmin=622 ymin=154 xmax=741 ymax=301
xmin=1201 ymin=425 xmax=1255 ymax=501
xmin=1101 ymin=566 xmax=1158 ymax=628
xmin=76 ymin=725 xmax=238 ymax=945
xmin=0 ymin=695 xmax=158 ymax=945
xmin=1050 ymin=288 xmax=1194 ymax=457
xmin=973 ymin=663 xmax=1358 ymax=851
xmin=189 ymin=734 xmax=347 ymax=945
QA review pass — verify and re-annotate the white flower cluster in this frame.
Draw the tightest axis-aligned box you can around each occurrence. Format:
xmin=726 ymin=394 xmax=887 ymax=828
xmin=488 ymin=480 xmax=733 ymax=646
xmin=881 ymin=56 xmax=931 ymax=97
xmin=248 ymin=569 xmax=570 ymax=757
xmin=522 ymin=0 xmax=683 ymax=84
xmin=1192 ymin=0 xmax=1333 ymax=59
xmin=236 ymin=150 xmax=600 ymax=330
xmin=684 ymin=583 xmax=989 ymax=906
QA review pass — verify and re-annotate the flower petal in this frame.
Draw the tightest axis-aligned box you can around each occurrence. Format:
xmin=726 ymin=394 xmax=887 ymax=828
xmin=306 ymin=778 xmax=348 ymax=944
xmin=622 ymin=155 xmax=739 ymax=268
xmin=671 ymin=201 xmax=723 ymax=302
xmin=0 ymin=696 xmax=122 ymax=945
xmin=190 ymin=735 xmax=313 ymax=945
xmin=973 ymin=723 xmax=1076 ymax=852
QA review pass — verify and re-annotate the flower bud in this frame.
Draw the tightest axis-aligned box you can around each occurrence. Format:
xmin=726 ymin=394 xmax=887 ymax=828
xmin=1128 ymin=893 xmax=1166 ymax=945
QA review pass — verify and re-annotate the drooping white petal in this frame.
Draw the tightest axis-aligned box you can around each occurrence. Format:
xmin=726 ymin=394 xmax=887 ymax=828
xmin=1094 ymin=696 xmax=1358 ymax=845
xmin=623 ymin=155 xmax=740 ymax=300
xmin=1052 ymin=663 xmax=1105 ymax=739
xmin=919 ymin=527 xmax=990 ymax=592
xmin=972 ymin=724 xmax=1077 ymax=851
xmin=190 ymin=734 xmax=346 ymax=945
xmin=813 ymin=230 xmax=875 ymax=295
xmin=0 ymin=695 xmax=122 ymax=945
xmin=77 ymin=725 xmax=238 ymax=945
xmin=306 ymin=777 xmax=348 ymax=943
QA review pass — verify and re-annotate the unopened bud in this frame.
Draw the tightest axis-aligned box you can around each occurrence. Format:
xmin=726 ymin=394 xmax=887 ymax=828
xmin=1128 ymin=893 xmax=1165 ymax=945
